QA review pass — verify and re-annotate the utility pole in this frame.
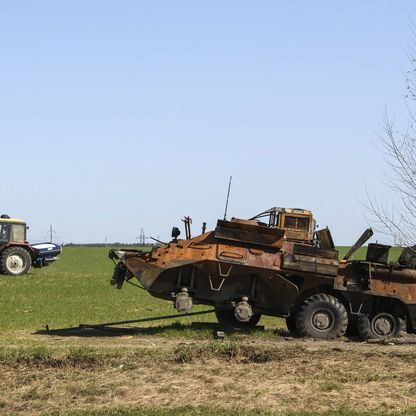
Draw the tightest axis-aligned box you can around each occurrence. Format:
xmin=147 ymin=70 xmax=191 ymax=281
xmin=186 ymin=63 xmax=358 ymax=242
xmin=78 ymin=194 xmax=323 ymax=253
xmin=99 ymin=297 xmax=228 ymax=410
xmin=136 ymin=228 xmax=146 ymax=246
xmin=46 ymin=225 xmax=59 ymax=243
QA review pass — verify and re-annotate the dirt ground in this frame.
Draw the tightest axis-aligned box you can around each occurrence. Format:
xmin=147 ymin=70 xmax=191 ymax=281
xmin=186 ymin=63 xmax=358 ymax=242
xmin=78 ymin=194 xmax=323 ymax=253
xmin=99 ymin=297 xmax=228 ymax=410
xmin=2 ymin=329 xmax=416 ymax=415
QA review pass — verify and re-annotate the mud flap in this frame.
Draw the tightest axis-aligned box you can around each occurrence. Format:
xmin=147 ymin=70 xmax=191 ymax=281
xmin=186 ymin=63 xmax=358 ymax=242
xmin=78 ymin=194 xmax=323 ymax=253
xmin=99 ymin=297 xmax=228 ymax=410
xmin=110 ymin=262 xmax=128 ymax=289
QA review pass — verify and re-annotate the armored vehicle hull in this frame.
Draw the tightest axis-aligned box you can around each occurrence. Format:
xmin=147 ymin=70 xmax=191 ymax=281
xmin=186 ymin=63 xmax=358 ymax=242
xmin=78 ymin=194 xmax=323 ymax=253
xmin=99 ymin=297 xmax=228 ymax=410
xmin=110 ymin=208 xmax=347 ymax=338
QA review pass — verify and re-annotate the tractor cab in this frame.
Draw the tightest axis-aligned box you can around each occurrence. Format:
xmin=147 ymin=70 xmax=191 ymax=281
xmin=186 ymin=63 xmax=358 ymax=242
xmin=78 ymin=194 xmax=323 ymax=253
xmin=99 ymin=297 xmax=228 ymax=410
xmin=250 ymin=207 xmax=316 ymax=242
xmin=0 ymin=215 xmax=27 ymax=244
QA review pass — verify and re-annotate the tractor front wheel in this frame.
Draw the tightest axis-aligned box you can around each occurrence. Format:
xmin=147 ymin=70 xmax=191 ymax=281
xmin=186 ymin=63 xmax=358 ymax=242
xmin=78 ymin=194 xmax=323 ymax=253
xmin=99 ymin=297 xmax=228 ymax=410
xmin=1 ymin=247 xmax=32 ymax=276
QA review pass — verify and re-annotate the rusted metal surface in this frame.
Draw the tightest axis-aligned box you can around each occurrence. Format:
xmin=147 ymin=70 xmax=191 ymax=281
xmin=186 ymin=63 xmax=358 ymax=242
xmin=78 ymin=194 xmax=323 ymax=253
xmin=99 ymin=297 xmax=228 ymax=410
xmin=215 ymin=219 xmax=285 ymax=248
xmin=336 ymin=261 xmax=416 ymax=303
xmin=110 ymin=207 xmax=334 ymax=322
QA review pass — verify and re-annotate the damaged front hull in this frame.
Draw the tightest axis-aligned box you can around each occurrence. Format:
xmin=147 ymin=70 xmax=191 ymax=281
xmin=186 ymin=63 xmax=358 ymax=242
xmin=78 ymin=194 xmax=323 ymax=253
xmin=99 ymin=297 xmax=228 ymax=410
xmin=109 ymin=229 xmax=338 ymax=319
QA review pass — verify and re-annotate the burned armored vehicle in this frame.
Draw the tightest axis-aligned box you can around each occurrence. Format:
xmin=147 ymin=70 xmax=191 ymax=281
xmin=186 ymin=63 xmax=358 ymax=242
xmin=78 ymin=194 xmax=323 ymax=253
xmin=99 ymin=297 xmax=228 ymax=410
xmin=110 ymin=207 xmax=344 ymax=338
xmin=109 ymin=207 xmax=416 ymax=340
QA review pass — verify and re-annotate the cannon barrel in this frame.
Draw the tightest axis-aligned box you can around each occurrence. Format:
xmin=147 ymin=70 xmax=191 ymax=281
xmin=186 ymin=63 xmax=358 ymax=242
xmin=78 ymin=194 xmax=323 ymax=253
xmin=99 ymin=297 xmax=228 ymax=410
xmin=343 ymin=228 xmax=374 ymax=260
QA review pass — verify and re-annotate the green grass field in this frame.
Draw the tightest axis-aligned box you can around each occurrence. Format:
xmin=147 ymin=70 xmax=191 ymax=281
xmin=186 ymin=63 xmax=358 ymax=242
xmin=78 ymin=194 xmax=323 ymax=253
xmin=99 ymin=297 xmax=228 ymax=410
xmin=0 ymin=246 xmax=215 ymax=332
xmin=0 ymin=246 xmax=153 ymax=331
xmin=337 ymin=246 xmax=403 ymax=263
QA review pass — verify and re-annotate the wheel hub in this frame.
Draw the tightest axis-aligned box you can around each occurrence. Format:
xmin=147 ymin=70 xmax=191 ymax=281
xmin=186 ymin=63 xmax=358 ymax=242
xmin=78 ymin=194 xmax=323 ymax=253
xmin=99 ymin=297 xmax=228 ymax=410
xmin=234 ymin=298 xmax=253 ymax=322
xmin=372 ymin=314 xmax=394 ymax=336
xmin=312 ymin=310 xmax=333 ymax=330
xmin=6 ymin=254 xmax=24 ymax=273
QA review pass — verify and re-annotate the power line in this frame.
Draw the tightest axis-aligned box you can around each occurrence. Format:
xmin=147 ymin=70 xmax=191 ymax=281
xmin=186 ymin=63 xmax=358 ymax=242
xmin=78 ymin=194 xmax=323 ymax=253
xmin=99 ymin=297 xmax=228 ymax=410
xmin=45 ymin=225 xmax=59 ymax=243
xmin=136 ymin=227 xmax=146 ymax=245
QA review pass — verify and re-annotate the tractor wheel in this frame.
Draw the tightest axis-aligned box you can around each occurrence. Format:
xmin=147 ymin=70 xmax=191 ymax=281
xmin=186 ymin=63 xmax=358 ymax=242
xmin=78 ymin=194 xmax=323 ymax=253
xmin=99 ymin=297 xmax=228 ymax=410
xmin=215 ymin=308 xmax=261 ymax=327
xmin=1 ymin=247 xmax=32 ymax=276
xmin=357 ymin=312 xmax=402 ymax=341
xmin=295 ymin=294 xmax=348 ymax=339
xmin=285 ymin=315 xmax=297 ymax=334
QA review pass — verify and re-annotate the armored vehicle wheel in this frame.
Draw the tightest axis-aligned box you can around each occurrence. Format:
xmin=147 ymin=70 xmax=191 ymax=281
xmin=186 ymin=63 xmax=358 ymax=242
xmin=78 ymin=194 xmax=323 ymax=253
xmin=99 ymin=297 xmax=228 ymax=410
xmin=295 ymin=294 xmax=348 ymax=339
xmin=285 ymin=315 xmax=297 ymax=334
xmin=357 ymin=312 xmax=401 ymax=340
xmin=1 ymin=247 xmax=31 ymax=276
xmin=345 ymin=315 xmax=359 ymax=337
xmin=215 ymin=308 xmax=261 ymax=327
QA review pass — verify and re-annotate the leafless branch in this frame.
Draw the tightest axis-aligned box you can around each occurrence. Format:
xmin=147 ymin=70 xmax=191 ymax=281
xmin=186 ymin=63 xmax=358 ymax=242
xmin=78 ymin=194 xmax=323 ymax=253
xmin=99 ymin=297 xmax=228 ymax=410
xmin=367 ymin=46 xmax=416 ymax=246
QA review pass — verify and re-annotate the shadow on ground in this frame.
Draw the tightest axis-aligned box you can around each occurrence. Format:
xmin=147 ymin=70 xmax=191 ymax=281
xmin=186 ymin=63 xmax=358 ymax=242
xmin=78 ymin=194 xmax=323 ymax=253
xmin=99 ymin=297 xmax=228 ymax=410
xmin=33 ymin=322 xmax=416 ymax=344
xmin=34 ymin=321 xmax=271 ymax=338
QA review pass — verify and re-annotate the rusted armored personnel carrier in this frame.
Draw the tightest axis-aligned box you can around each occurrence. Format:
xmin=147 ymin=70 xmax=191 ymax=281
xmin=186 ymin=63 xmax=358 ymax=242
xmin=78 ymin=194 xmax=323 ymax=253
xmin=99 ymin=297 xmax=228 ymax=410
xmin=109 ymin=207 xmax=416 ymax=340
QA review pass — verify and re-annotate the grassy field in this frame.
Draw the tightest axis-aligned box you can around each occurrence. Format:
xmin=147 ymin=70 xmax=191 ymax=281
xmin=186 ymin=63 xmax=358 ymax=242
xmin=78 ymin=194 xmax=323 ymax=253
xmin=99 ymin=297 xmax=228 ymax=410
xmin=0 ymin=245 xmax=414 ymax=416
xmin=0 ymin=246 xmax=171 ymax=331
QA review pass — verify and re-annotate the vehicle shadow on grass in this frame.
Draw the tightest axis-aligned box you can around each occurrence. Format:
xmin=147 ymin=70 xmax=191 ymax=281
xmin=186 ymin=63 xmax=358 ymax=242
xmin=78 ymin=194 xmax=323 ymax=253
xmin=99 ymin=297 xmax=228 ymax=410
xmin=37 ymin=324 xmax=398 ymax=343
xmin=36 ymin=323 xmax=388 ymax=343
xmin=34 ymin=321 xmax=271 ymax=338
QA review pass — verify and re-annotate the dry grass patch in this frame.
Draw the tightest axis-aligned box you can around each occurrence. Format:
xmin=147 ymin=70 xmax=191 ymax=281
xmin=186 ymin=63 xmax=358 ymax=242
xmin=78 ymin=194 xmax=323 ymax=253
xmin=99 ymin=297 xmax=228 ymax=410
xmin=2 ymin=340 xmax=416 ymax=415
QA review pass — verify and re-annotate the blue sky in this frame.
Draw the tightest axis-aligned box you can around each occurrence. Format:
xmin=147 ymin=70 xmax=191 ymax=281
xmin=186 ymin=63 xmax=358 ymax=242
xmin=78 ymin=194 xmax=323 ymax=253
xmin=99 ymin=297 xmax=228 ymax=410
xmin=1 ymin=1 xmax=415 ymax=244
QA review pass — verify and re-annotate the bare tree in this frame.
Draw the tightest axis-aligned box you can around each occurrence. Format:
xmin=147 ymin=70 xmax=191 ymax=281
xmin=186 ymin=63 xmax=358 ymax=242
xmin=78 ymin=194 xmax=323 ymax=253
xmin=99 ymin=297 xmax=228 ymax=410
xmin=367 ymin=28 xmax=416 ymax=247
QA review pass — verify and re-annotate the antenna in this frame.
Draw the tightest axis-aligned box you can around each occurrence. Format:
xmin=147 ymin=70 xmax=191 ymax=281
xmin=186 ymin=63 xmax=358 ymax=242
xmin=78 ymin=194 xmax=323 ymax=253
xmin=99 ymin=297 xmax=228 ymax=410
xmin=223 ymin=176 xmax=232 ymax=220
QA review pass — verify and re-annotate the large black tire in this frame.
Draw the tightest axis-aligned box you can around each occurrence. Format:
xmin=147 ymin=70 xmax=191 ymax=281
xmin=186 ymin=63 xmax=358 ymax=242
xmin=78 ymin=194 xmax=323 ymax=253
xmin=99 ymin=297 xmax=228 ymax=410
xmin=295 ymin=294 xmax=348 ymax=339
xmin=357 ymin=312 xmax=402 ymax=341
xmin=0 ymin=247 xmax=32 ymax=276
xmin=286 ymin=315 xmax=297 ymax=334
xmin=215 ymin=308 xmax=261 ymax=327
